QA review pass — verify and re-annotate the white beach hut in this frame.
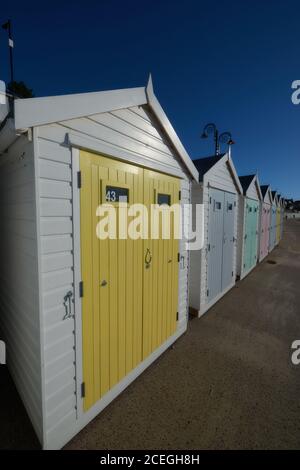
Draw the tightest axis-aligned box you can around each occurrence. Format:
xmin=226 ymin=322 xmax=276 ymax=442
xmin=236 ymin=174 xmax=263 ymax=280
xmin=0 ymin=77 xmax=198 ymax=449
xmin=189 ymin=153 xmax=243 ymax=317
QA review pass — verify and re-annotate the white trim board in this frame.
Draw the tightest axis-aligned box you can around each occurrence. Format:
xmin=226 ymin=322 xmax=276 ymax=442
xmin=14 ymin=87 xmax=147 ymax=129
xmin=146 ymin=76 xmax=198 ymax=181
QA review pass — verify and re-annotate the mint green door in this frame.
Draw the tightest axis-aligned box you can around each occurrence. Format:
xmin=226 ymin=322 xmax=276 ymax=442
xmin=243 ymin=198 xmax=259 ymax=274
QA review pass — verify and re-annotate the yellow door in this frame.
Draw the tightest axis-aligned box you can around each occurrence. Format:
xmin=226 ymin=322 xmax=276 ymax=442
xmin=143 ymin=169 xmax=180 ymax=359
xmin=80 ymin=151 xmax=144 ymax=411
xmin=80 ymin=151 xmax=180 ymax=411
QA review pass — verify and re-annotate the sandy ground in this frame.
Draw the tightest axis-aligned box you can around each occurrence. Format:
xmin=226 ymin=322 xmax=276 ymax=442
xmin=1 ymin=219 xmax=300 ymax=450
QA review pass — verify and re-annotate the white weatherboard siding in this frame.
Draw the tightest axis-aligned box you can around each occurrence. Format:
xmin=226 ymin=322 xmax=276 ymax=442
xmin=200 ymin=160 xmax=239 ymax=314
xmin=0 ymin=136 xmax=43 ymax=442
xmin=36 ymin=104 xmax=191 ymax=449
xmin=178 ymin=178 xmax=191 ymax=330
xmin=247 ymin=181 xmax=260 ymax=201
xmin=265 ymin=190 xmax=273 ymax=206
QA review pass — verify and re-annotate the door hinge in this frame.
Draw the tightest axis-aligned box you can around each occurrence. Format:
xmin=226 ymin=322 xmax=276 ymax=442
xmin=176 ymin=312 xmax=179 ymax=321
xmin=179 ymin=190 xmax=181 ymax=200
xmin=208 ymin=244 xmax=210 ymax=251
xmin=77 ymin=171 xmax=82 ymax=189
xmin=79 ymin=281 xmax=84 ymax=298
xmin=232 ymin=271 xmax=234 ymax=277
xmin=81 ymin=382 xmax=85 ymax=398
xmin=207 ymin=289 xmax=209 ymax=297
xmin=177 ymin=252 xmax=180 ymax=262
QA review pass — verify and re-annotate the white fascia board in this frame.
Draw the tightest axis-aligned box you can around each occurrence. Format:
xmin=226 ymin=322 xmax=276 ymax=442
xmin=267 ymin=187 xmax=273 ymax=203
xmin=227 ymin=154 xmax=243 ymax=194
xmin=269 ymin=188 xmax=274 ymax=205
xmin=14 ymin=86 xmax=147 ymax=130
xmin=254 ymin=174 xmax=263 ymax=201
xmin=146 ymin=75 xmax=198 ymax=181
xmin=245 ymin=174 xmax=262 ymax=200
xmin=265 ymin=186 xmax=272 ymax=204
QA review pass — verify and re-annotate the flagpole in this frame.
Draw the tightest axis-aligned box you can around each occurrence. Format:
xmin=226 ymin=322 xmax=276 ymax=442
xmin=2 ymin=19 xmax=14 ymax=86
xmin=8 ymin=21 xmax=14 ymax=84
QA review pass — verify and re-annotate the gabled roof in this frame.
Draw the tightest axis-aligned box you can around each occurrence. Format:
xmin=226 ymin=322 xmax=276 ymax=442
xmin=260 ymin=184 xmax=273 ymax=204
xmin=192 ymin=154 xmax=225 ymax=181
xmin=277 ymin=194 xmax=284 ymax=207
xmin=192 ymin=153 xmax=243 ymax=194
xmin=271 ymin=190 xmax=277 ymax=201
xmin=239 ymin=174 xmax=263 ymax=200
xmin=12 ymin=75 xmax=198 ymax=181
xmin=260 ymin=185 xmax=270 ymax=198
xmin=239 ymin=174 xmax=256 ymax=193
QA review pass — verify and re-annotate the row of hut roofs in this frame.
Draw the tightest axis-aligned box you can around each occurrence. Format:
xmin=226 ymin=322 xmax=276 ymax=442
xmin=189 ymin=153 xmax=285 ymax=317
xmin=0 ymin=77 xmax=285 ymax=449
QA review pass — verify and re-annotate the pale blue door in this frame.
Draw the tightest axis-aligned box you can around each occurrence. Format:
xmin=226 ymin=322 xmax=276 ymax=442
xmin=222 ymin=192 xmax=236 ymax=290
xmin=207 ymin=188 xmax=224 ymax=302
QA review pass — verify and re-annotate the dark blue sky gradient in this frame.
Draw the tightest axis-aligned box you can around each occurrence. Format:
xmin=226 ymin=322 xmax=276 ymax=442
xmin=1 ymin=0 xmax=299 ymax=197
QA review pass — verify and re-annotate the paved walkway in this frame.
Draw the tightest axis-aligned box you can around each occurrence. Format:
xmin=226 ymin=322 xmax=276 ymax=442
xmin=1 ymin=220 xmax=300 ymax=449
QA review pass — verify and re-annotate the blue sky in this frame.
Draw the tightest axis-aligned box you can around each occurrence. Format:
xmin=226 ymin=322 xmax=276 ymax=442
xmin=1 ymin=0 xmax=299 ymax=197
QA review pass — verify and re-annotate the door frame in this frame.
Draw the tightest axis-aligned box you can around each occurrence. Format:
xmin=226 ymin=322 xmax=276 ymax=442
xmin=71 ymin=145 xmax=188 ymax=428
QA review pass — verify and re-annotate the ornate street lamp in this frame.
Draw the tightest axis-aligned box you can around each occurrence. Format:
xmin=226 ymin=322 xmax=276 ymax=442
xmin=201 ymin=123 xmax=235 ymax=155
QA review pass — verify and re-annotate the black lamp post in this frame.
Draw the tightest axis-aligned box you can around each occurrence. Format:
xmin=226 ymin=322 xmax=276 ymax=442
xmin=201 ymin=123 xmax=235 ymax=155
xmin=2 ymin=20 xmax=14 ymax=87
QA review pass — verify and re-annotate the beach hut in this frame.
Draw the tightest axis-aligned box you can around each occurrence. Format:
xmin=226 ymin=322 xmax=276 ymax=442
xmin=0 ymin=77 xmax=198 ymax=449
xmin=280 ymin=198 xmax=285 ymax=239
xmin=258 ymin=185 xmax=272 ymax=261
xmin=189 ymin=153 xmax=243 ymax=317
xmin=236 ymin=174 xmax=262 ymax=280
xmin=269 ymin=191 xmax=277 ymax=251
xmin=276 ymin=194 xmax=282 ymax=244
